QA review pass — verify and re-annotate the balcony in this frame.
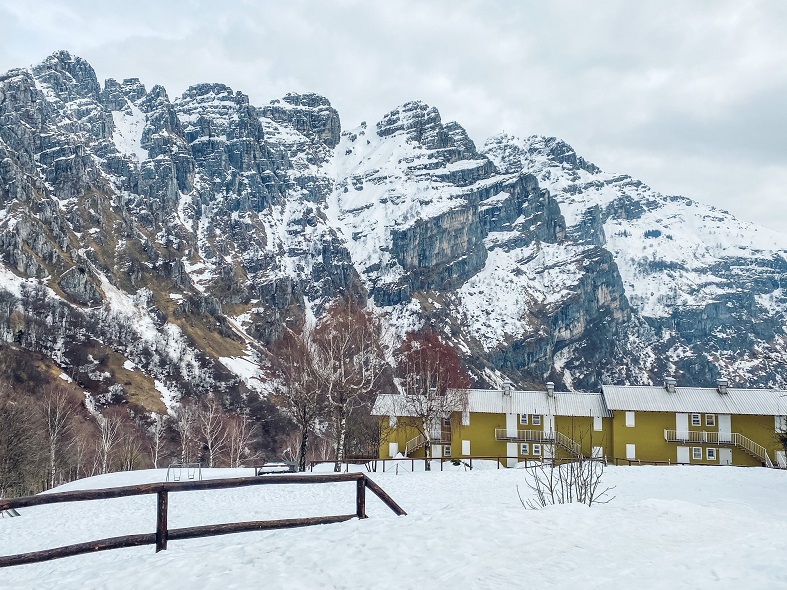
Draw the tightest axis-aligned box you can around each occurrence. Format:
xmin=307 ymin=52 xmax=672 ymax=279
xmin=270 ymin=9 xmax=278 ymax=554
xmin=494 ymin=429 xmax=553 ymax=442
xmin=664 ymin=430 xmax=773 ymax=467
xmin=664 ymin=430 xmax=732 ymax=444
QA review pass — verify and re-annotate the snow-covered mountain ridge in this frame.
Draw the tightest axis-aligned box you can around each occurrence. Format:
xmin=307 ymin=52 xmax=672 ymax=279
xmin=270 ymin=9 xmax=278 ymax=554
xmin=1 ymin=51 xmax=785 ymax=414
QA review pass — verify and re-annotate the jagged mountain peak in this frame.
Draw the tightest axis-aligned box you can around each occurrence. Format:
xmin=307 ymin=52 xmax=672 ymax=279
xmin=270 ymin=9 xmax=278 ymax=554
xmin=375 ymin=100 xmax=455 ymax=152
xmin=260 ymin=92 xmax=341 ymax=149
xmin=484 ymin=133 xmax=600 ymax=175
xmin=280 ymin=92 xmax=333 ymax=109
xmin=31 ymin=50 xmax=101 ymax=102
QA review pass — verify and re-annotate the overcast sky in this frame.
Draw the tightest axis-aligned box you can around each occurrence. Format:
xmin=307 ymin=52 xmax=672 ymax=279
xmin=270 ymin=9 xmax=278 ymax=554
xmin=1 ymin=0 xmax=785 ymax=232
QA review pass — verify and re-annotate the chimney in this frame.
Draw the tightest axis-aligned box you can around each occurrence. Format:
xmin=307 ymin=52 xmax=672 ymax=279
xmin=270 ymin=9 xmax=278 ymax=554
xmin=716 ymin=379 xmax=729 ymax=394
xmin=546 ymin=382 xmax=555 ymax=397
xmin=664 ymin=377 xmax=677 ymax=394
xmin=502 ymin=381 xmax=514 ymax=396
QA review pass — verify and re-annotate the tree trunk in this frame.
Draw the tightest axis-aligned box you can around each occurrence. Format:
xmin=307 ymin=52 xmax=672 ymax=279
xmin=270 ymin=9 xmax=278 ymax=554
xmin=334 ymin=411 xmax=348 ymax=473
xmin=49 ymin=443 xmax=56 ymax=489
xmin=424 ymin=440 xmax=431 ymax=471
xmin=298 ymin=427 xmax=309 ymax=472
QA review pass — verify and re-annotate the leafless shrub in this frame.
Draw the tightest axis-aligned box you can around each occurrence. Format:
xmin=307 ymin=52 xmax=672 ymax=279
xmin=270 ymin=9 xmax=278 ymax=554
xmin=518 ymin=457 xmax=615 ymax=509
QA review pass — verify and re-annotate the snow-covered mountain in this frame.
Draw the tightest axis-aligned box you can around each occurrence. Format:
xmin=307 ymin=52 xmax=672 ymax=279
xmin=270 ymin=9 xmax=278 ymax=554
xmin=484 ymin=134 xmax=787 ymax=386
xmin=1 ymin=51 xmax=785 ymax=414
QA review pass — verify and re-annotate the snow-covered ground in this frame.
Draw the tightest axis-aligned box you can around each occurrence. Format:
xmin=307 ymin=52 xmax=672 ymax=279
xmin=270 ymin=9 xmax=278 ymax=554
xmin=2 ymin=464 xmax=785 ymax=589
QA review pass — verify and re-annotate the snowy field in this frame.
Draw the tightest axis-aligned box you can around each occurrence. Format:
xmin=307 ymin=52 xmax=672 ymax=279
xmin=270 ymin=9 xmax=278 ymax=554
xmin=1 ymin=463 xmax=786 ymax=589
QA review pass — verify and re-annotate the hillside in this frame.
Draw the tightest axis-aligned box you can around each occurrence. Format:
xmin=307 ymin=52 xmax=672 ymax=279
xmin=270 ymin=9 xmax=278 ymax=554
xmin=1 ymin=50 xmax=786 ymax=420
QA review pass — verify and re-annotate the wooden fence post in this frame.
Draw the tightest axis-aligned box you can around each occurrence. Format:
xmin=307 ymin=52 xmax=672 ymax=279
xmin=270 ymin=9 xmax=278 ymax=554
xmin=356 ymin=477 xmax=366 ymax=519
xmin=156 ymin=490 xmax=168 ymax=552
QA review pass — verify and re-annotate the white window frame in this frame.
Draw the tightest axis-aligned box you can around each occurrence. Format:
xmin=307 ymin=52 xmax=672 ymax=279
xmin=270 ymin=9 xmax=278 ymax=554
xmin=520 ymin=443 xmax=529 ymax=455
xmin=389 ymin=415 xmax=397 ymax=428
xmin=705 ymin=414 xmax=716 ymax=427
xmin=443 ymin=446 xmax=451 ymax=457
xmin=707 ymin=448 xmax=717 ymax=461
xmin=776 ymin=415 xmax=787 ymax=433
xmin=532 ymin=415 xmax=541 ymax=426
xmin=692 ymin=447 xmax=702 ymax=460
xmin=519 ymin=414 xmax=528 ymax=425
xmin=532 ymin=443 xmax=542 ymax=456
xmin=625 ymin=411 xmax=635 ymax=427
xmin=691 ymin=414 xmax=701 ymax=426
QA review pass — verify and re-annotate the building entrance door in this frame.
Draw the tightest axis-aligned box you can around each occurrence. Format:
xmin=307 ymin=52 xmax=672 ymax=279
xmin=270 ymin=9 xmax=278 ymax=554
xmin=719 ymin=448 xmax=733 ymax=465
xmin=677 ymin=446 xmax=690 ymax=464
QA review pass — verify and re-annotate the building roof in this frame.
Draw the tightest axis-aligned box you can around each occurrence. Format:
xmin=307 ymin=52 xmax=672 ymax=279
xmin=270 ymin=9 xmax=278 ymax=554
xmin=372 ymin=389 xmax=612 ymax=418
xmin=601 ymin=385 xmax=787 ymax=415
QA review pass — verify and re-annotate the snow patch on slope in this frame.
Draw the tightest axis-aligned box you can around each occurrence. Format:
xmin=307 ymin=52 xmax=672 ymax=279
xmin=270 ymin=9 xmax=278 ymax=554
xmin=111 ymin=105 xmax=148 ymax=162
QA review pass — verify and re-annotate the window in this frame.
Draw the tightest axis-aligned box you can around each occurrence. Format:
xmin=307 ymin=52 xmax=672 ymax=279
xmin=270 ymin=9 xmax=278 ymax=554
xmin=532 ymin=443 xmax=542 ymax=456
xmin=389 ymin=415 xmax=397 ymax=428
xmin=691 ymin=414 xmax=701 ymax=426
xmin=705 ymin=414 xmax=716 ymax=427
xmin=707 ymin=448 xmax=717 ymax=461
xmin=625 ymin=411 xmax=635 ymax=427
xmin=443 ymin=418 xmax=451 ymax=427
xmin=519 ymin=414 xmax=529 ymax=425
xmin=692 ymin=447 xmax=702 ymax=460
xmin=520 ymin=443 xmax=529 ymax=455
xmin=532 ymin=415 xmax=541 ymax=426
xmin=443 ymin=446 xmax=451 ymax=457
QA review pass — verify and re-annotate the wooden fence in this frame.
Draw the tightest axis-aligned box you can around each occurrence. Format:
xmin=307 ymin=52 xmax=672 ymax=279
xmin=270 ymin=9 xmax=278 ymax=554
xmin=0 ymin=472 xmax=406 ymax=568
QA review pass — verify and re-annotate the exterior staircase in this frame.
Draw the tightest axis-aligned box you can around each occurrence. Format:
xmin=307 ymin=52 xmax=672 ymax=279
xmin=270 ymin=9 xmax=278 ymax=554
xmin=404 ymin=428 xmax=452 ymax=456
xmin=664 ymin=430 xmax=774 ymax=467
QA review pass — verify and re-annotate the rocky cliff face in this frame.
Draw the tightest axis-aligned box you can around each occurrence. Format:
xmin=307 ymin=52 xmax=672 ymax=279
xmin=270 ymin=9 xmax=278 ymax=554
xmin=0 ymin=51 xmax=785 ymax=414
xmin=484 ymin=133 xmax=787 ymax=387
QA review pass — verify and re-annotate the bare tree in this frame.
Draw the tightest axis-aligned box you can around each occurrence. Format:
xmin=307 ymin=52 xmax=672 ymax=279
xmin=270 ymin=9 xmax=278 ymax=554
xmin=271 ymin=328 xmax=325 ymax=472
xmin=226 ymin=412 xmax=258 ymax=468
xmin=39 ymin=384 xmax=81 ymax=488
xmin=0 ymin=383 xmax=44 ymax=496
xmin=119 ymin=417 xmax=146 ymax=472
xmin=173 ymin=399 xmax=199 ymax=464
xmin=148 ymin=412 xmax=168 ymax=468
xmin=312 ymin=298 xmax=387 ymax=472
xmin=96 ymin=408 xmax=124 ymax=474
xmin=394 ymin=329 xmax=470 ymax=470
xmin=198 ymin=396 xmax=227 ymax=468
xmin=68 ymin=420 xmax=97 ymax=482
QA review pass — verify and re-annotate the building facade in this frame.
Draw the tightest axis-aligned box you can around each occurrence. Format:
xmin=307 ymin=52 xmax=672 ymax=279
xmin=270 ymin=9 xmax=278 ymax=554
xmin=373 ymin=379 xmax=787 ymax=468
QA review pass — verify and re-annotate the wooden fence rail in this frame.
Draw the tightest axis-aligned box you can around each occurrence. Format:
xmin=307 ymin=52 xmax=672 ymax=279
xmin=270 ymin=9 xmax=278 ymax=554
xmin=0 ymin=473 xmax=406 ymax=568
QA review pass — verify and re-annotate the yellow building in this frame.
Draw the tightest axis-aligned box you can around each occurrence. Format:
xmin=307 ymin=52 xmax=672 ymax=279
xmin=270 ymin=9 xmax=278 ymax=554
xmin=602 ymin=379 xmax=787 ymax=468
xmin=373 ymin=382 xmax=613 ymax=466
xmin=373 ymin=379 xmax=787 ymax=468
